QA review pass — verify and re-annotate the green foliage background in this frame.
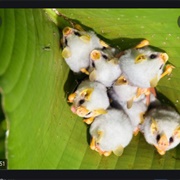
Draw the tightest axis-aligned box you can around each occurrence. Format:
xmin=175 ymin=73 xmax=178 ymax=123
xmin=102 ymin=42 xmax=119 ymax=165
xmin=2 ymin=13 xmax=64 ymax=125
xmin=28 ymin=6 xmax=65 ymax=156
xmin=0 ymin=8 xmax=180 ymax=169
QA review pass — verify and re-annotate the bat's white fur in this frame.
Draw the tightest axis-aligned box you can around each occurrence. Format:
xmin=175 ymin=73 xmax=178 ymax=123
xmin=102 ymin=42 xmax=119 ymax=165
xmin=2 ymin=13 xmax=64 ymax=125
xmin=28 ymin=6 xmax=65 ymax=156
xmin=141 ymin=105 xmax=180 ymax=152
xmin=119 ymin=47 xmax=166 ymax=88
xmin=110 ymin=82 xmax=144 ymax=103
xmin=72 ymin=80 xmax=109 ymax=117
xmin=62 ymin=28 xmax=103 ymax=73
xmin=89 ymin=48 xmax=122 ymax=87
xmin=90 ymin=108 xmax=133 ymax=152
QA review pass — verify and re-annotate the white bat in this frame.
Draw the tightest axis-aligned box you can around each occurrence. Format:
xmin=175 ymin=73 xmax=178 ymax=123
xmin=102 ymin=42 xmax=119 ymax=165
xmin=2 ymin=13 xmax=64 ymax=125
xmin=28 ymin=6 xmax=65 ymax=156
xmin=119 ymin=40 xmax=173 ymax=88
xmin=61 ymin=26 xmax=107 ymax=74
xmin=90 ymin=108 xmax=133 ymax=156
xmin=68 ymin=80 xmax=110 ymax=124
xmin=89 ymin=48 xmax=122 ymax=87
xmin=141 ymin=105 xmax=180 ymax=155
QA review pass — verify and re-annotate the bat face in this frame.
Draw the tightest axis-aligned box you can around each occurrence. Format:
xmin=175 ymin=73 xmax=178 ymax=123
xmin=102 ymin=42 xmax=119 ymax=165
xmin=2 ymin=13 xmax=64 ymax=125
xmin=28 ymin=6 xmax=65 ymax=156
xmin=63 ymin=27 xmax=90 ymax=44
xmin=89 ymin=48 xmax=121 ymax=87
xmin=150 ymin=118 xmax=180 ymax=155
xmin=90 ymin=109 xmax=133 ymax=156
xmin=142 ymin=106 xmax=180 ymax=155
xmin=68 ymin=80 xmax=109 ymax=119
xmin=90 ymin=48 xmax=116 ymax=63
xmin=120 ymin=46 xmax=168 ymax=88
xmin=62 ymin=27 xmax=75 ymax=45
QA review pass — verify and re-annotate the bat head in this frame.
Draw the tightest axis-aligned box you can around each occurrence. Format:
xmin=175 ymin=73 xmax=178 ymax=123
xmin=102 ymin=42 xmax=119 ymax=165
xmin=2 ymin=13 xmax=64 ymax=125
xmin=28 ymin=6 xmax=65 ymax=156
xmin=131 ymin=47 xmax=168 ymax=82
xmin=69 ymin=87 xmax=107 ymax=118
xmin=62 ymin=26 xmax=83 ymax=47
xmin=150 ymin=118 xmax=180 ymax=155
xmin=68 ymin=88 xmax=93 ymax=115
xmin=90 ymin=48 xmax=115 ymax=63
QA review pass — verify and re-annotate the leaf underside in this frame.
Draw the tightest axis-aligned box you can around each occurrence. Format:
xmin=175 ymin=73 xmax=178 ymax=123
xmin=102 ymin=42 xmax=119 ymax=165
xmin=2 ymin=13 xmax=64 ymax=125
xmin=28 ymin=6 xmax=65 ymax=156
xmin=0 ymin=8 xmax=180 ymax=169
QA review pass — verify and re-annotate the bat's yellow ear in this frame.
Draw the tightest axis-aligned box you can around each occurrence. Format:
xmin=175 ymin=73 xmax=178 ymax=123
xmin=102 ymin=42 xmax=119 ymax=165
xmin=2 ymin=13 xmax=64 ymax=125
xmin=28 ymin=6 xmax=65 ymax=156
xmin=80 ymin=34 xmax=91 ymax=43
xmin=80 ymin=88 xmax=94 ymax=100
xmin=113 ymin=145 xmax=124 ymax=156
xmin=94 ymin=109 xmax=107 ymax=116
xmin=62 ymin=47 xmax=71 ymax=58
xmin=68 ymin=93 xmax=76 ymax=103
xmin=83 ymin=117 xmax=95 ymax=124
xmin=174 ymin=126 xmax=180 ymax=138
xmin=115 ymin=76 xmax=128 ymax=85
xmin=150 ymin=118 xmax=158 ymax=134
xmin=74 ymin=24 xmax=84 ymax=31
xmin=89 ymin=70 xmax=97 ymax=82
xmin=103 ymin=151 xmax=112 ymax=157
xmin=90 ymin=137 xmax=96 ymax=150
xmin=99 ymin=40 xmax=109 ymax=48
xmin=135 ymin=39 xmax=149 ymax=48
xmin=150 ymin=75 xmax=159 ymax=87
xmin=97 ymin=130 xmax=103 ymax=141
xmin=134 ymin=54 xmax=146 ymax=64
xmin=80 ymin=68 xmax=90 ymax=75
xmin=108 ymin=58 xmax=119 ymax=65
xmin=90 ymin=50 xmax=101 ymax=61
xmin=127 ymin=97 xmax=134 ymax=109
xmin=62 ymin=27 xmax=72 ymax=36
xmin=139 ymin=112 xmax=145 ymax=124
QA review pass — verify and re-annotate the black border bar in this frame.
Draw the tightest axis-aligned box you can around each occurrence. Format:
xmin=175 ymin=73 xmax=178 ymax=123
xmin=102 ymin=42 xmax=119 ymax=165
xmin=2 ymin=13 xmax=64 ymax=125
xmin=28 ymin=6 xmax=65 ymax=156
xmin=0 ymin=1 xmax=180 ymax=8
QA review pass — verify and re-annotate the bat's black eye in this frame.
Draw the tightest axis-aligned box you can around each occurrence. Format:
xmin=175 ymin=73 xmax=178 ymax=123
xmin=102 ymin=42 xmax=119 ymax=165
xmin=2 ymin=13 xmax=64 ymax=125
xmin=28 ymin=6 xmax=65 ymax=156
xmin=169 ymin=137 xmax=174 ymax=143
xmin=150 ymin=54 xmax=157 ymax=59
xmin=65 ymin=38 xmax=68 ymax=46
xmin=79 ymin=99 xmax=85 ymax=105
xmin=92 ymin=61 xmax=95 ymax=68
xmin=96 ymin=142 xmax=100 ymax=146
xmin=102 ymin=54 xmax=108 ymax=59
xmin=74 ymin=31 xmax=81 ymax=36
xmin=156 ymin=134 xmax=161 ymax=142
xmin=86 ymin=111 xmax=92 ymax=116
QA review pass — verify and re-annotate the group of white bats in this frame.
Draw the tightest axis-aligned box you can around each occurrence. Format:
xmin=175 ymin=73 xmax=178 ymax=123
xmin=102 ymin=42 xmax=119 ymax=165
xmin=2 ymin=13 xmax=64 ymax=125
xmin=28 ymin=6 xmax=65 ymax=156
xmin=61 ymin=24 xmax=180 ymax=157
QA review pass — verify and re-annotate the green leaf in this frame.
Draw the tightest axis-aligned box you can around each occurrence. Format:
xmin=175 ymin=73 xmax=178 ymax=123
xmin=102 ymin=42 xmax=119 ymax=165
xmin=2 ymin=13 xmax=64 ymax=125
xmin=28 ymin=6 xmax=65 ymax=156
xmin=0 ymin=8 xmax=180 ymax=169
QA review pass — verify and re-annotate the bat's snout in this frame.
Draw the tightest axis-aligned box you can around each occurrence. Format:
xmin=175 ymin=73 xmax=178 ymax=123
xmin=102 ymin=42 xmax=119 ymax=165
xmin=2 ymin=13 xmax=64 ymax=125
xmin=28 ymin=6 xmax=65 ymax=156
xmin=70 ymin=106 xmax=77 ymax=114
xmin=156 ymin=134 xmax=169 ymax=155
xmin=76 ymin=106 xmax=89 ymax=117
